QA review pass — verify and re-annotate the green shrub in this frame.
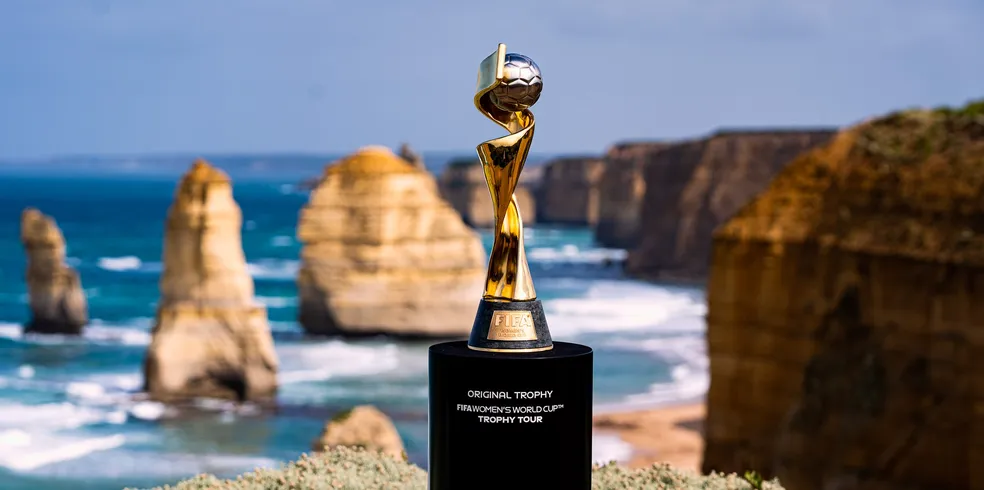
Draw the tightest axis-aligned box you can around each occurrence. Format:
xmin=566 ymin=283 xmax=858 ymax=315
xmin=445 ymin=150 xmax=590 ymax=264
xmin=138 ymin=446 xmax=784 ymax=490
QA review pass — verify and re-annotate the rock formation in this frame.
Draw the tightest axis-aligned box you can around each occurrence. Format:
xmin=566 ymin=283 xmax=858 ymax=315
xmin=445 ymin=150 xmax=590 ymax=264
xmin=143 ymin=159 xmax=278 ymax=402
xmin=703 ymin=101 xmax=984 ymax=490
xmin=311 ymin=405 xmax=406 ymax=459
xmin=20 ymin=208 xmax=88 ymax=334
xmin=297 ymin=146 xmax=486 ymax=337
xmin=625 ymin=129 xmax=835 ymax=281
xmin=595 ymin=142 xmax=671 ymax=248
xmin=535 ymin=156 xmax=604 ymax=225
xmin=398 ymin=142 xmax=425 ymax=169
xmin=438 ymin=158 xmax=537 ymax=227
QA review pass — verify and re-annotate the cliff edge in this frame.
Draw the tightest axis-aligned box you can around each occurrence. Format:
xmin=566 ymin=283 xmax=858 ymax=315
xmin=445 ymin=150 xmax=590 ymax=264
xmin=626 ymin=129 xmax=834 ymax=281
xmin=536 ymin=156 xmax=604 ymax=225
xmin=704 ymin=101 xmax=984 ymax=490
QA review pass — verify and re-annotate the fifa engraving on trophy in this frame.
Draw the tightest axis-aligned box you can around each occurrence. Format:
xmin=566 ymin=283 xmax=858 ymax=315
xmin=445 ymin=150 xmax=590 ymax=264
xmin=487 ymin=310 xmax=537 ymax=341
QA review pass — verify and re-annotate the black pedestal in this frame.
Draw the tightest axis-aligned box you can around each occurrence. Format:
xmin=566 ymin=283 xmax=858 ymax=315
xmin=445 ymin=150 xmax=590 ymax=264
xmin=428 ymin=341 xmax=593 ymax=490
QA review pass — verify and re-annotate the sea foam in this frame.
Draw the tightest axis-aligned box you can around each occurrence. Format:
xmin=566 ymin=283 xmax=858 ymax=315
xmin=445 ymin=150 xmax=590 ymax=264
xmin=0 ymin=319 xmax=153 ymax=347
xmin=592 ymin=433 xmax=634 ymax=464
xmin=255 ymin=296 xmax=297 ymax=308
xmin=600 ymin=336 xmax=710 ymax=410
xmin=527 ymin=245 xmax=627 ymax=264
xmin=276 ymin=340 xmax=403 ymax=385
xmin=0 ymin=401 xmax=129 ymax=472
xmin=542 ymin=280 xmax=706 ymax=336
xmin=97 ymin=256 xmax=142 ymax=272
xmin=247 ymin=259 xmax=300 ymax=280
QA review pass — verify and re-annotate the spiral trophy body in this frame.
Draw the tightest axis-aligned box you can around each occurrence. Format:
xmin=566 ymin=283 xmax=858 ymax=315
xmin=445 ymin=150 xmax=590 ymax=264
xmin=468 ymin=44 xmax=552 ymax=353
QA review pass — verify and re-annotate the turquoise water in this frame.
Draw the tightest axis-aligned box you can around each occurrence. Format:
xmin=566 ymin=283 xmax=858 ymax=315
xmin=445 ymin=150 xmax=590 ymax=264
xmin=0 ymin=174 xmax=707 ymax=489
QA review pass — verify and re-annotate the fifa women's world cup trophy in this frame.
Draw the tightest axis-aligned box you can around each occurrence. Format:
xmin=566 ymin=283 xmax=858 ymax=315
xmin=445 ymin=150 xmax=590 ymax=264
xmin=469 ymin=44 xmax=551 ymax=352
xmin=427 ymin=44 xmax=594 ymax=490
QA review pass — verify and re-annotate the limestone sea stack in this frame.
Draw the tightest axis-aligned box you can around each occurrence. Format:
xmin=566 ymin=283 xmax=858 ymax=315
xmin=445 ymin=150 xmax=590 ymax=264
xmin=311 ymin=405 xmax=406 ymax=459
xmin=625 ymin=129 xmax=835 ymax=281
xmin=438 ymin=158 xmax=537 ymax=227
xmin=703 ymin=101 xmax=984 ymax=490
xmin=297 ymin=146 xmax=486 ymax=337
xmin=20 ymin=208 xmax=88 ymax=334
xmin=143 ymin=159 xmax=278 ymax=402
xmin=536 ymin=156 xmax=604 ymax=225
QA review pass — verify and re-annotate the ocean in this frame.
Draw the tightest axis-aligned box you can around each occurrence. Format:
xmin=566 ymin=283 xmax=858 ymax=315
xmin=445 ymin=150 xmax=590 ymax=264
xmin=0 ymin=171 xmax=708 ymax=490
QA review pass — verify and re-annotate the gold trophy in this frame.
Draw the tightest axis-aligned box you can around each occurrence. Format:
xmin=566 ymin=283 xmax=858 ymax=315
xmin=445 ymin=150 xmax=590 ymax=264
xmin=468 ymin=43 xmax=552 ymax=353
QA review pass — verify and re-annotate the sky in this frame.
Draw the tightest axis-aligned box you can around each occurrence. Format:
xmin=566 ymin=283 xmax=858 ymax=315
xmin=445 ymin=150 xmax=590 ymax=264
xmin=1 ymin=0 xmax=982 ymax=159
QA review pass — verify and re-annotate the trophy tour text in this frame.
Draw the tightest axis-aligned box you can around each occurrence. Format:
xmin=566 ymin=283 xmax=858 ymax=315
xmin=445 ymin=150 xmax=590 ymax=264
xmin=457 ymin=389 xmax=565 ymax=424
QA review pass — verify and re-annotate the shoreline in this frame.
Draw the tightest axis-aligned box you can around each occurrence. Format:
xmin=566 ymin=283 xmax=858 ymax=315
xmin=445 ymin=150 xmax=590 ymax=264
xmin=592 ymin=400 xmax=705 ymax=473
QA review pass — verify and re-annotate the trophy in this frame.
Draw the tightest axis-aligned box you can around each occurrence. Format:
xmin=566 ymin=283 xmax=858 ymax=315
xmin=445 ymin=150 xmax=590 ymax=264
xmin=468 ymin=43 xmax=552 ymax=353
xmin=428 ymin=44 xmax=594 ymax=490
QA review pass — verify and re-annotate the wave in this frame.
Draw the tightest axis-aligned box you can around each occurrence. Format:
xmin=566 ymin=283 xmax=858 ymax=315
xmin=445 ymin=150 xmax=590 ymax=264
xmin=540 ymin=280 xmax=709 ymax=409
xmin=247 ymin=259 xmax=299 ymax=280
xmin=0 ymin=390 xmax=273 ymax=477
xmin=0 ymin=402 xmax=274 ymax=477
xmin=0 ymin=401 xmax=130 ymax=472
xmin=600 ymin=335 xmax=709 ymax=410
xmin=0 ymin=430 xmax=127 ymax=472
xmin=94 ymin=255 xmax=298 ymax=282
xmin=275 ymin=340 xmax=428 ymax=406
xmin=0 ymin=371 xmax=175 ymax=473
xmin=97 ymin=256 xmax=142 ymax=271
xmin=30 ymin=449 xmax=278 ymax=480
xmin=542 ymin=280 xmax=706 ymax=336
xmin=276 ymin=340 xmax=404 ymax=385
xmin=592 ymin=433 xmax=634 ymax=464
xmin=0 ymin=401 xmax=124 ymax=430
xmin=527 ymin=245 xmax=627 ymax=264
xmin=0 ymin=318 xmax=153 ymax=347
xmin=256 ymin=296 xmax=297 ymax=308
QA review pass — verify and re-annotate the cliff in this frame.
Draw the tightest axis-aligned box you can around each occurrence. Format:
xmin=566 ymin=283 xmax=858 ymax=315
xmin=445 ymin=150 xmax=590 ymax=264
xmin=595 ymin=142 xmax=671 ymax=248
xmin=20 ymin=208 xmax=88 ymax=334
xmin=143 ymin=159 xmax=278 ymax=402
xmin=626 ymin=129 xmax=835 ymax=281
xmin=703 ymin=101 xmax=984 ymax=490
xmin=438 ymin=158 xmax=536 ymax=227
xmin=297 ymin=147 xmax=486 ymax=337
xmin=536 ymin=156 xmax=604 ymax=225
xmin=146 ymin=446 xmax=784 ymax=490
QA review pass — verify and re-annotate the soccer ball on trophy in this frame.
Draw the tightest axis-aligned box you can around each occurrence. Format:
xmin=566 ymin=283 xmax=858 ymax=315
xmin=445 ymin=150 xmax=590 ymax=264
xmin=489 ymin=53 xmax=543 ymax=112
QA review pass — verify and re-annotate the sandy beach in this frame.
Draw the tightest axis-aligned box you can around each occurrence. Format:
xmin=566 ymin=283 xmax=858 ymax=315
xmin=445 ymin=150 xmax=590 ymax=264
xmin=593 ymin=403 xmax=705 ymax=472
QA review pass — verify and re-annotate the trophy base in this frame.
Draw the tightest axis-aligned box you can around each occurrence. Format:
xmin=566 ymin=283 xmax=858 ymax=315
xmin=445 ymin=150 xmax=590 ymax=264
xmin=428 ymin=341 xmax=593 ymax=490
xmin=468 ymin=298 xmax=553 ymax=352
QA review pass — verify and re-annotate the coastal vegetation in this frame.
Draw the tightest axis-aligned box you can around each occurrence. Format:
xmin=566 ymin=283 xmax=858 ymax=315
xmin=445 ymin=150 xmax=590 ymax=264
xmin=143 ymin=447 xmax=784 ymax=490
